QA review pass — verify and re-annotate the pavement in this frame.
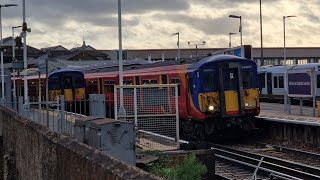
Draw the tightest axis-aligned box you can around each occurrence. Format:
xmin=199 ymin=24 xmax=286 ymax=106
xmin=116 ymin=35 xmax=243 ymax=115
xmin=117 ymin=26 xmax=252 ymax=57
xmin=258 ymin=102 xmax=320 ymax=124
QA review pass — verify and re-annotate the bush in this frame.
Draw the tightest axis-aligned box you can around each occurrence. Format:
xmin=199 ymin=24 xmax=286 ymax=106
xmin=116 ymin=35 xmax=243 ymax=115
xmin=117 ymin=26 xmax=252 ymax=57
xmin=148 ymin=152 xmax=207 ymax=180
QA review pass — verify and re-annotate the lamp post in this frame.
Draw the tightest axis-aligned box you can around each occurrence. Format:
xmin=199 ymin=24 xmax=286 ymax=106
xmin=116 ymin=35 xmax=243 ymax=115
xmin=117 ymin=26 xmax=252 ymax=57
xmin=117 ymin=0 xmax=125 ymax=116
xmin=228 ymin=32 xmax=236 ymax=48
xmin=12 ymin=25 xmax=22 ymax=106
xmin=22 ymin=0 xmax=29 ymax=110
xmin=283 ymin=15 xmax=296 ymax=111
xmin=229 ymin=15 xmax=242 ymax=46
xmin=259 ymin=0 xmax=264 ymax=66
xmin=0 ymin=4 xmax=18 ymax=103
xmin=172 ymin=32 xmax=180 ymax=60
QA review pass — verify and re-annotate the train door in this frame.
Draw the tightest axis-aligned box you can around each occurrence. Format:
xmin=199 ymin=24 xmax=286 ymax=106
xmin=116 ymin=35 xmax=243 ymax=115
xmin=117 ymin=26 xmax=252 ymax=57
xmin=62 ymin=76 xmax=74 ymax=101
xmin=218 ymin=63 xmax=241 ymax=115
xmin=267 ymin=72 xmax=272 ymax=96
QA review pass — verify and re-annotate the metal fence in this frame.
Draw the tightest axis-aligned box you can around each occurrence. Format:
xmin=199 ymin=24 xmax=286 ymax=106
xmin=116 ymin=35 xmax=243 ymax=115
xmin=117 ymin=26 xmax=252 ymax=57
xmin=114 ymin=84 xmax=180 ymax=150
xmin=0 ymin=95 xmax=86 ymax=137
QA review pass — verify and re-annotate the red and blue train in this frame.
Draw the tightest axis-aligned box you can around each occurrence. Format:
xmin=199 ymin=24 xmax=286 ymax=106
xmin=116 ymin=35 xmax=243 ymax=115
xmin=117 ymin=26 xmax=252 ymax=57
xmin=16 ymin=54 xmax=260 ymax=138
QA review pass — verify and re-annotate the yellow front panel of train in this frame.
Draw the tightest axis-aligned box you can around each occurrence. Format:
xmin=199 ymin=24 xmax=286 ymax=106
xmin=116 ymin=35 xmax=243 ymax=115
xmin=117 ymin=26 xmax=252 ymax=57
xmin=198 ymin=92 xmax=220 ymax=112
xmin=75 ymin=88 xmax=85 ymax=100
xmin=225 ymin=90 xmax=239 ymax=114
xmin=243 ymin=88 xmax=259 ymax=109
xmin=64 ymin=89 xmax=73 ymax=101
xmin=49 ymin=90 xmax=61 ymax=101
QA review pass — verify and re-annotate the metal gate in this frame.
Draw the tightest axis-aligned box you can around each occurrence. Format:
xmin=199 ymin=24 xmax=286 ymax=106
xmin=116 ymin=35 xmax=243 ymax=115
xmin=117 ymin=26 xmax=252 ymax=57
xmin=114 ymin=84 xmax=180 ymax=150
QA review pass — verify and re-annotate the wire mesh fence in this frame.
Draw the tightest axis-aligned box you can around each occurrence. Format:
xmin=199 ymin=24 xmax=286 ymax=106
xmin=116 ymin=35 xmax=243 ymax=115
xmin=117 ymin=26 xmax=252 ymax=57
xmin=114 ymin=84 xmax=180 ymax=150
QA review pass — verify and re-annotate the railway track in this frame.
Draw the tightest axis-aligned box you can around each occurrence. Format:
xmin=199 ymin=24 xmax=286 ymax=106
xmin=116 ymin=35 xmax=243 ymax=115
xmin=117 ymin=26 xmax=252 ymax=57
xmin=211 ymin=143 xmax=320 ymax=180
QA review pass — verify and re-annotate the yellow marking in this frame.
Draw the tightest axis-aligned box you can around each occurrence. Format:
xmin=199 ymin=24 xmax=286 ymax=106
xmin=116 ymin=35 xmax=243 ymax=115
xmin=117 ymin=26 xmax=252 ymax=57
xmin=64 ymin=89 xmax=73 ymax=101
xmin=75 ymin=88 xmax=85 ymax=100
xmin=198 ymin=92 xmax=220 ymax=112
xmin=225 ymin=90 xmax=239 ymax=113
xmin=243 ymin=88 xmax=259 ymax=109
xmin=49 ymin=90 xmax=61 ymax=101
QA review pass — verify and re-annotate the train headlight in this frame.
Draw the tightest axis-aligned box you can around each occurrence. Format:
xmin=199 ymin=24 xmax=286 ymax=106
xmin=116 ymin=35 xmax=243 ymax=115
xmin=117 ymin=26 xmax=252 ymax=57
xmin=208 ymin=105 xmax=214 ymax=111
xmin=245 ymin=103 xmax=249 ymax=107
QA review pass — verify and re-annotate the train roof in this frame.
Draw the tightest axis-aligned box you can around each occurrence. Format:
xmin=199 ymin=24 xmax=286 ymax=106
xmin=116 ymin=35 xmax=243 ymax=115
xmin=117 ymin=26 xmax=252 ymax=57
xmin=258 ymin=63 xmax=320 ymax=74
xmin=49 ymin=68 xmax=83 ymax=77
xmin=188 ymin=55 xmax=255 ymax=71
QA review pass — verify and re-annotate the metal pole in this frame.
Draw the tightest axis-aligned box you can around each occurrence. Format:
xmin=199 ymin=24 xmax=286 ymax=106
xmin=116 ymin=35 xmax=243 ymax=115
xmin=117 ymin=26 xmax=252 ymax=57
xmin=118 ymin=0 xmax=124 ymax=113
xmin=12 ymin=27 xmax=16 ymax=106
xmin=240 ymin=16 xmax=242 ymax=46
xmin=46 ymin=57 xmax=49 ymax=126
xmin=38 ymin=71 xmax=41 ymax=123
xmin=229 ymin=33 xmax=232 ymax=48
xmin=23 ymin=0 xmax=28 ymax=108
xmin=260 ymin=0 xmax=264 ymax=66
xmin=177 ymin=33 xmax=180 ymax=60
xmin=0 ymin=7 xmax=4 ymax=102
xmin=283 ymin=16 xmax=288 ymax=112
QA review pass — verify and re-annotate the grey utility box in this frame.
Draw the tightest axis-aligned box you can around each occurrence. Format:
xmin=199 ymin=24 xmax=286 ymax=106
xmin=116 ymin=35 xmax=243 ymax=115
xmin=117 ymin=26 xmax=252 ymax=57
xmin=74 ymin=116 xmax=104 ymax=143
xmin=87 ymin=118 xmax=136 ymax=165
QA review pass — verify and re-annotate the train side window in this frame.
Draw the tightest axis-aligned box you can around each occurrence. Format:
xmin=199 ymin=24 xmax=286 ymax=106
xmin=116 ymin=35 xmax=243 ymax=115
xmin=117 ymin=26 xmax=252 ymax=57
xmin=279 ymin=76 xmax=284 ymax=88
xmin=142 ymin=80 xmax=149 ymax=84
xmin=317 ymin=75 xmax=320 ymax=88
xmin=171 ymin=78 xmax=181 ymax=96
xmin=150 ymin=79 xmax=158 ymax=84
xmin=273 ymin=76 xmax=278 ymax=88
xmin=87 ymin=80 xmax=98 ymax=93
xmin=124 ymin=80 xmax=133 ymax=85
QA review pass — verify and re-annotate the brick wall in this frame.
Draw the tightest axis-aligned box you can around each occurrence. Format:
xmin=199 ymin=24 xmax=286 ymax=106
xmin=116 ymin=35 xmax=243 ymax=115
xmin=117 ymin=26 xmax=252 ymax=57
xmin=0 ymin=107 xmax=160 ymax=180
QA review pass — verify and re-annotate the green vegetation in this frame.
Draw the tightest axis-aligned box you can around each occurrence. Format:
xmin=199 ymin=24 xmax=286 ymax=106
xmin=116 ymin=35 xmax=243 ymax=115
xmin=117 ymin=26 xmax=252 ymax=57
xmin=147 ymin=152 xmax=207 ymax=180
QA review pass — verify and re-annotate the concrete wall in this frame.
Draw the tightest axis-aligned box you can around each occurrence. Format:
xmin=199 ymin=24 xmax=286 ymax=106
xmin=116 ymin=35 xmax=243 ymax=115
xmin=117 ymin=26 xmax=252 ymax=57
xmin=0 ymin=107 xmax=160 ymax=180
xmin=256 ymin=119 xmax=320 ymax=147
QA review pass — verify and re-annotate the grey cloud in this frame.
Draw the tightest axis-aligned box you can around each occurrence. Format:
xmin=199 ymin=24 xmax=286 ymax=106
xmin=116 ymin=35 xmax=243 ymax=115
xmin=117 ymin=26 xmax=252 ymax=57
xmin=154 ymin=13 xmax=236 ymax=35
xmin=192 ymin=0 xmax=278 ymax=8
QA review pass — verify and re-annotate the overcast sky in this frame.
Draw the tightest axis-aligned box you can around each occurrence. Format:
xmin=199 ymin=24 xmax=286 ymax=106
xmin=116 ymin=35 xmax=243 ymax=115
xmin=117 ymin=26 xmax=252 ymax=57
xmin=0 ymin=0 xmax=318 ymax=50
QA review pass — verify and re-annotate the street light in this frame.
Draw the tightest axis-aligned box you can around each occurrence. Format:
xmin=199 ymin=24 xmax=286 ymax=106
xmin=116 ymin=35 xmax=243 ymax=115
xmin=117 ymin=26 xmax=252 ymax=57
xmin=0 ymin=4 xmax=18 ymax=103
xmin=229 ymin=14 xmax=242 ymax=46
xmin=260 ymin=0 xmax=264 ymax=66
xmin=117 ymin=0 xmax=125 ymax=117
xmin=172 ymin=32 xmax=180 ymax=60
xmin=228 ymin=32 xmax=236 ymax=48
xmin=12 ymin=25 xmax=22 ymax=107
xmin=283 ymin=15 xmax=296 ymax=112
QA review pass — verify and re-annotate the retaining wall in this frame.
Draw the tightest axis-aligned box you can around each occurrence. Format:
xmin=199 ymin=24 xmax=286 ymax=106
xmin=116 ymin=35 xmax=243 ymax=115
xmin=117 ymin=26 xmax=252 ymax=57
xmin=256 ymin=119 xmax=320 ymax=147
xmin=0 ymin=107 xmax=160 ymax=180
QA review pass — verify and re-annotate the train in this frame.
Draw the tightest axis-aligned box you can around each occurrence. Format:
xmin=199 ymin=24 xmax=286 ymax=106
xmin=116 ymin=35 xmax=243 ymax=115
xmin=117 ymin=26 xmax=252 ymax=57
xmin=13 ymin=54 xmax=260 ymax=138
xmin=258 ymin=63 xmax=320 ymax=102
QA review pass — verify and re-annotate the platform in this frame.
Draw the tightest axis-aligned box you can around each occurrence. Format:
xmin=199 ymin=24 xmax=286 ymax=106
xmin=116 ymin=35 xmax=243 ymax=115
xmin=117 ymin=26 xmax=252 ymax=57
xmin=258 ymin=102 xmax=320 ymax=126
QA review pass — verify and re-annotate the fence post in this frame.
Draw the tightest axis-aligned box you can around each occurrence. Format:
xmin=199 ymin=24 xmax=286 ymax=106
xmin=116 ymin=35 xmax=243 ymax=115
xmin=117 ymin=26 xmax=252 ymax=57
xmin=134 ymin=87 xmax=138 ymax=141
xmin=175 ymin=85 xmax=180 ymax=149
xmin=18 ymin=96 xmax=23 ymax=115
xmin=114 ymin=86 xmax=118 ymax=120
xmin=60 ymin=95 xmax=65 ymax=133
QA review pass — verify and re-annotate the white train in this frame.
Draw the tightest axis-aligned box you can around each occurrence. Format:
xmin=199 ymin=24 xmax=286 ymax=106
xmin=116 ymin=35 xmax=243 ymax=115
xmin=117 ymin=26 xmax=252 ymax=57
xmin=258 ymin=63 xmax=320 ymax=101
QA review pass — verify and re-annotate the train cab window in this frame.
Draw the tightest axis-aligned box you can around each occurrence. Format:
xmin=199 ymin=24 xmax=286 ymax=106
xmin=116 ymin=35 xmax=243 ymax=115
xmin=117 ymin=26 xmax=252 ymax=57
xmin=204 ymin=73 xmax=214 ymax=91
xmin=242 ymin=71 xmax=254 ymax=89
xmin=273 ymin=76 xmax=278 ymax=88
xmin=317 ymin=75 xmax=320 ymax=88
xmin=64 ymin=78 xmax=72 ymax=89
xmin=279 ymin=76 xmax=284 ymax=88
xmin=74 ymin=77 xmax=84 ymax=88
xmin=171 ymin=78 xmax=181 ymax=96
